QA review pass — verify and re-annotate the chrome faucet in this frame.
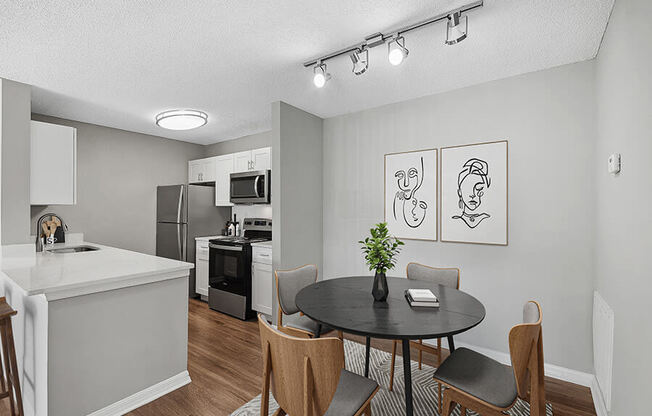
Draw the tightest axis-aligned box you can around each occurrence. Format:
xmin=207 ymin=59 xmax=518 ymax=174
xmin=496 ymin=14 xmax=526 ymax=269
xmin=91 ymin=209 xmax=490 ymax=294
xmin=35 ymin=213 xmax=68 ymax=252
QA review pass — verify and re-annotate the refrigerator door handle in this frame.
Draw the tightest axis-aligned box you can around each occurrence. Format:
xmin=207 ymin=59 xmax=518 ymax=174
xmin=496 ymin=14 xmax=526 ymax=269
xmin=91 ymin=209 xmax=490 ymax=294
xmin=177 ymin=223 xmax=184 ymax=260
xmin=177 ymin=186 xmax=184 ymax=223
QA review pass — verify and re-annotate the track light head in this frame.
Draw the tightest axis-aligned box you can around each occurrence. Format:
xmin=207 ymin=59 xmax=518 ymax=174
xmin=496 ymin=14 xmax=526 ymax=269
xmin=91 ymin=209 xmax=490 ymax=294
xmin=446 ymin=11 xmax=468 ymax=45
xmin=313 ymin=63 xmax=330 ymax=88
xmin=350 ymin=48 xmax=369 ymax=75
xmin=388 ymin=36 xmax=409 ymax=66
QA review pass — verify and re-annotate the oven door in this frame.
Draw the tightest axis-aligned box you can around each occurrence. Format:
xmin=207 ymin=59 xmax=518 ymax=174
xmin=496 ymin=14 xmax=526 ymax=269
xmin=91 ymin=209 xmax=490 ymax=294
xmin=209 ymin=243 xmax=250 ymax=296
xmin=230 ymin=170 xmax=270 ymax=204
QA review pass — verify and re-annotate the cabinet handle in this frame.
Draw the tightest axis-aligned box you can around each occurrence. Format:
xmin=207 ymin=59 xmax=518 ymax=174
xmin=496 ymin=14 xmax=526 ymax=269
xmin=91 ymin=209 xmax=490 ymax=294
xmin=251 ymin=160 xmax=255 ymax=170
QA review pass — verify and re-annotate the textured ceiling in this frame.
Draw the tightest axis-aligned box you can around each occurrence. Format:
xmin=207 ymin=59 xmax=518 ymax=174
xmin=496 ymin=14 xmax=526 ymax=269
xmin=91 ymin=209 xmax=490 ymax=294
xmin=0 ymin=0 xmax=613 ymax=144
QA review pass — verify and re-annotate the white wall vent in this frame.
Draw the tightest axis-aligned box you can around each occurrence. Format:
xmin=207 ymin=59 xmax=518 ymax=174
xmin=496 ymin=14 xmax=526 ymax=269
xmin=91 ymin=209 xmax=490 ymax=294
xmin=593 ymin=291 xmax=614 ymax=411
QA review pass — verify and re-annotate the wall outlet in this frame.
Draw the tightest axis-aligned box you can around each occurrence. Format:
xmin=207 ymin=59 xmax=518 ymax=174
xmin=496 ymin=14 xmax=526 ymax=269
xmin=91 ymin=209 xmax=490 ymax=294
xmin=608 ymin=153 xmax=621 ymax=174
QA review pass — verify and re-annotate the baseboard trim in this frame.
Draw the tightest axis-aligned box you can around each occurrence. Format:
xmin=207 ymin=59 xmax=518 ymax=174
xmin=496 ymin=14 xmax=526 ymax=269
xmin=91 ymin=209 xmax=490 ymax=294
xmin=423 ymin=339 xmax=594 ymax=386
xmin=88 ymin=371 xmax=191 ymax=416
xmin=591 ymin=375 xmax=609 ymax=416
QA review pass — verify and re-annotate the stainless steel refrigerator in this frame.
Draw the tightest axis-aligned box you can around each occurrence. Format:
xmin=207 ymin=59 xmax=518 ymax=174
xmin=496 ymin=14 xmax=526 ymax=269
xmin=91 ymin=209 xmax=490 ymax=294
xmin=156 ymin=184 xmax=230 ymax=297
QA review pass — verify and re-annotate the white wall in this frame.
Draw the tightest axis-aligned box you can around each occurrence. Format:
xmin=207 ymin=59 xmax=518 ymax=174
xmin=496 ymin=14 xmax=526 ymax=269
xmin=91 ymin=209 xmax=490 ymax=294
xmin=1 ymin=79 xmax=32 ymax=244
xmin=594 ymin=0 xmax=652 ymax=413
xmin=323 ymin=61 xmax=597 ymax=373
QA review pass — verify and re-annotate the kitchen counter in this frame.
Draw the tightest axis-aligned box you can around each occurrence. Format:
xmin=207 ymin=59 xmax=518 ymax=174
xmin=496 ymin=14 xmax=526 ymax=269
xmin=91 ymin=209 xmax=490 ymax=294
xmin=0 ymin=241 xmax=193 ymax=416
xmin=251 ymin=240 xmax=272 ymax=248
xmin=0 ymin=241 xmax=193 ymax=300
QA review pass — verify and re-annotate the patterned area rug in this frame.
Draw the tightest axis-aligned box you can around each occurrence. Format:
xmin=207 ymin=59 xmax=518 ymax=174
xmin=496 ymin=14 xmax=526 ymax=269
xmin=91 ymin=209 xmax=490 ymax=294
xmin=231 ymin=340 xmax=553 ymax=416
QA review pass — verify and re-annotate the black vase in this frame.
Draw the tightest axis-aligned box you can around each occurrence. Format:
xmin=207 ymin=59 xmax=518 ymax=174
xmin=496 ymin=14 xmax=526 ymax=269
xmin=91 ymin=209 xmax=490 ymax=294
xmin=372 ymin=271 xmax=389 ymax=302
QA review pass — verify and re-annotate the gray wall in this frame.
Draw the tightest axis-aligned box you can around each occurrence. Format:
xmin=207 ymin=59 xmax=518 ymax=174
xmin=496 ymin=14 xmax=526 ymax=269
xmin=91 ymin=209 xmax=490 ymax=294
xmin=322 ymin=62 xmax=597 ymax=373
xmin=48 ymin=277 xmax=188 ymax=415
xmin=1 ymin=79 xmax=32 ymax=244
xmin=272 ymin=101 xmax=323 ymax=322
xmin=204 ymin=130 xmax=272 ymax=157
xmin=594 ymin=0 xmax=652 ymax=413
xmin=30 ymin=114 xmax=205 ymax=254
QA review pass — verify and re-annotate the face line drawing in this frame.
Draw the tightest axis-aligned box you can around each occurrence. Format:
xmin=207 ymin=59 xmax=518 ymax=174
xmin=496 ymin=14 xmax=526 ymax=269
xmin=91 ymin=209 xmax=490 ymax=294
xmin=452 ymin=158 xmax=491 ymax=229
xmin=393 ymin=156 xmax=427 ymax=229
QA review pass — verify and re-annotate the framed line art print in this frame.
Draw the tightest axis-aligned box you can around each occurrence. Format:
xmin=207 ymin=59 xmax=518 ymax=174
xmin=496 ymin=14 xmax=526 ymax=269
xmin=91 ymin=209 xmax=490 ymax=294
xmin=384 ymin=148 xmax=437 ymax=241
xmin=440 ymin=140 xmax=508 ymax=245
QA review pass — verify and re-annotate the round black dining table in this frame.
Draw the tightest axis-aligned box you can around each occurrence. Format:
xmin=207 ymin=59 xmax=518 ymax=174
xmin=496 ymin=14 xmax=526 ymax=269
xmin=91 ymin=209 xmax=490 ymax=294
xmin=295 ymin=276 xmax=486 ymax=416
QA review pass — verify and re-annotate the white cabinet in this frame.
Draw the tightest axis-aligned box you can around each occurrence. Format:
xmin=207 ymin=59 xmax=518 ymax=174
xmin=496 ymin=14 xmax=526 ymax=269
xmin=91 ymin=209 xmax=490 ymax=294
xmin=252 ymin=245 xmax=273 ymax=316
xmin=188 ymin=157 xmax=216 ymax=183
xmin=30 ymin=121 xmax=77 ymax=205
xmin=252 ymin=147 xmax=271 ymax=170
xmin=195 ymin=240 xmax=210 ymax=297
xmin=215 ymin=154 xmax=234 ymax=206
xmin=233 ymin=147 xmax=271 ymax=173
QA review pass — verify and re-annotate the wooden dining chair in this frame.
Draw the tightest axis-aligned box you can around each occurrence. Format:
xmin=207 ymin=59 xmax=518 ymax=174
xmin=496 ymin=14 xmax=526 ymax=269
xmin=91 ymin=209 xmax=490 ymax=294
xmin=433 ymin=301 xmax=546 ymax=416
xmin=258 ymin=314 xmax=379 ymax=416
xmin=388 ymin=262 xmax=460 ymax=391
xmin=275 ymin=265 xmax=342 ymax=339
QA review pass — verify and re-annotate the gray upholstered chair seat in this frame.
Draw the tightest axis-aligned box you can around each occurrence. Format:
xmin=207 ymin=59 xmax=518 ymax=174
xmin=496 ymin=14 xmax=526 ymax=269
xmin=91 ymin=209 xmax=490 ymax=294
xmin=434 ymin=347 xmax=517 ymax=408
xmin=324 ymin=369 xmax=378 ymax=416
xmin=284 ymin=313 xmax=333 ymax=336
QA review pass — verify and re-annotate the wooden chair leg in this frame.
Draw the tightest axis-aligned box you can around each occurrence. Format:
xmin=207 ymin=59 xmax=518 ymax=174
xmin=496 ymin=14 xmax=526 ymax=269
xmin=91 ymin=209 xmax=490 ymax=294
xmin=272 ymin=409 xmax=286 ymax=416
xmin=0 ymin=321 xmax=15 ymax=416
xmin=338 ymin=330 xmax=344 ymax=340
xmin=418 ymin=339 xmax=423 ymax=370
xmin=5 ymin=321 xmax=23 ymax=416
xmin=441 ymin=389 xmax=456 ymax=416
xmin=365 ymin=403 xmax=372 ymax=415
xmin=460 ymin=405 xmax=467 ymax=416
xmin=388 ymin=340 xmax=397 ymax=391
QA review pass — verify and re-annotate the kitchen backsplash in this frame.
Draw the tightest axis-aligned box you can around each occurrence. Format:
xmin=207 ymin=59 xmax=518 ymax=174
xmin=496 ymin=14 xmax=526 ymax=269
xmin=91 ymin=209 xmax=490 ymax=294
xmin=232 ymin=204 xmax=272 ymax=221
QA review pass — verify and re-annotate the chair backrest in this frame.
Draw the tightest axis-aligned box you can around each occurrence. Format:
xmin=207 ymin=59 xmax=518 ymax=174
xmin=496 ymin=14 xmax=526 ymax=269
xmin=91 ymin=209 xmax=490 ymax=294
xmin=406 ymin=262 xmax=460 ymax=289
xmin=258 ymin=314 xmax=344 ymax=416
xmin=508 ymin=301 xmax=544 ymax=401
xmin=275 ymin=264 xmax=318 ymax=315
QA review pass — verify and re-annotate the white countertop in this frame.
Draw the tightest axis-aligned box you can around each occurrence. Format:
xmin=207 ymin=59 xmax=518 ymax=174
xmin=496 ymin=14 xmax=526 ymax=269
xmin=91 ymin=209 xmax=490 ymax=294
xmin=251 ymin=240 xmax=272 ymax=248
xmin=0 ymin=241 xmax=193 ymax=301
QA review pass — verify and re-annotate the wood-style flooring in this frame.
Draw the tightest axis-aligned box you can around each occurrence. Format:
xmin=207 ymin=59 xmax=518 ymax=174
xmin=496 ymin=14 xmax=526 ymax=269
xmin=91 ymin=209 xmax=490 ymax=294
xmin=2 ymin=299 xmax=596 ymax=415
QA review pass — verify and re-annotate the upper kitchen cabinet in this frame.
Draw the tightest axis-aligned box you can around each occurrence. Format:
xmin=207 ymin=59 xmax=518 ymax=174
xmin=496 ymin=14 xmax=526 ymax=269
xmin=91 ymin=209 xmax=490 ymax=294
xmin=233 ymin=147 xmax=271 ymax=173
xmin=30 ymin=121 xmax=77 ymax=205
xmin=188 ymin=157 xmax=216 ymax=183
xmin=214 ymin=154 xmax=234 ymax=206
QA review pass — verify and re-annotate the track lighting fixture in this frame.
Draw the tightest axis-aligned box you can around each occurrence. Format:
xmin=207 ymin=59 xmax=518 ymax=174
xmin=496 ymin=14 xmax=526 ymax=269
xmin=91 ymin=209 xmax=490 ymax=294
xmin=313 ymin=62 xmax=330 ymax=88
xmin=350 ymin=49 xmax=369 ymax=75
xmin=388 ymin=36 xmax=409 ymax=66
xmin=445 ymin=11 xmax=468 ymax=45
xmin=302 ymin=0 xmax=483 ymax=87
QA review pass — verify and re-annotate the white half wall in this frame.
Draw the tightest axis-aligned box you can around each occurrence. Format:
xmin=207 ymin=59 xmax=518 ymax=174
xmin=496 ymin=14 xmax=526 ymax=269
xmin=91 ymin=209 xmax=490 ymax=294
xmin=323 ymin=61 xmax=597 ymax=373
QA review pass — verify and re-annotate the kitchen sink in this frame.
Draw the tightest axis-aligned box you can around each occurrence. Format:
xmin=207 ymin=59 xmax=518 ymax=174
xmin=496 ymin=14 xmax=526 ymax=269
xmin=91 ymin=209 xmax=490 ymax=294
xmin=48 ymin=245 xmax=100 ymax=254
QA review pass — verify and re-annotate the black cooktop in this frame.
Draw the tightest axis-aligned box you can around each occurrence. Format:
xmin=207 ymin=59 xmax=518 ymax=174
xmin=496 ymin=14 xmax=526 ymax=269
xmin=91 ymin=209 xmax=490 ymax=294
xmin=210 ymin=237 xmax=271 ymax=246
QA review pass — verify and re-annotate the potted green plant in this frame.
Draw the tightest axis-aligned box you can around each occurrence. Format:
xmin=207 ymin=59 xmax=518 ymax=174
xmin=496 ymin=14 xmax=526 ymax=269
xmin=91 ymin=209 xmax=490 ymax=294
xmin=359 ymin=222 xmax=404 ymax=301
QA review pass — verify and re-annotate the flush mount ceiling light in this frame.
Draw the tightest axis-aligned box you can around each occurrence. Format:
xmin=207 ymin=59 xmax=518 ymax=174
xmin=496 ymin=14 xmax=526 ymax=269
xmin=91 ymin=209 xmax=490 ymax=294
xmin=350 ymin=48 xmax=369 ymax=75
xmin=302 ymin=0 xmax=482 ymax=87
xmin=313 ymin=62 xmax=331 ymax=88
xmin=388 ymin=36 xmax=409 ymax=66
xmin=445 ymin=11 xmax=468 ymax=45
xmin=155 ymin=110 xmax=208 ymax=130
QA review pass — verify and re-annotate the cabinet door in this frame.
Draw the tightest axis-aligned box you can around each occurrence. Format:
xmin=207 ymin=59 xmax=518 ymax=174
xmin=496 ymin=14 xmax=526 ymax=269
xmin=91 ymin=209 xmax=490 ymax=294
xmin=251 ymin=147 xmax=271 ymax=171
xmin=196 ymin=258 xmax=209 ymax=297
xmin=201 ymin=157 xmax=217 ymax=182
xmin=233 ymin=151 xmax=253 ymax=172
xmin=252 ymin=262 xmax=273 ymax=315
xmin=215 ymin=154 xmax=234 ymax=206
xmin=30 ymin=121 xmax=77 ymax=205
xmin=188 ymin=160 xmax=202 ymax=183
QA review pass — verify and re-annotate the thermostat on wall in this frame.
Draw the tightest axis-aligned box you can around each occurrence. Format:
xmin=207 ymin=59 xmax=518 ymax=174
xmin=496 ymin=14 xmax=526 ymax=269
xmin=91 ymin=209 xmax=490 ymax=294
xmin=608 ymin=153 xmax=621 ymax=174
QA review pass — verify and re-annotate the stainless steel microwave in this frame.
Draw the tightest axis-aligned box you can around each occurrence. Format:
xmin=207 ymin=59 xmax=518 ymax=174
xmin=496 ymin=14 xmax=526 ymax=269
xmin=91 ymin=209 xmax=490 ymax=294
xmin=230 ymin=170 xmax=270 ymax=204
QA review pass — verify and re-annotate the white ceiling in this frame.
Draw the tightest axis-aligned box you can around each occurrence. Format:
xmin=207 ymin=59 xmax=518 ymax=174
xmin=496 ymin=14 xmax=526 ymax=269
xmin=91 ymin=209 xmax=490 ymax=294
xmin=0 ymin=0 xmax=613 ymax=145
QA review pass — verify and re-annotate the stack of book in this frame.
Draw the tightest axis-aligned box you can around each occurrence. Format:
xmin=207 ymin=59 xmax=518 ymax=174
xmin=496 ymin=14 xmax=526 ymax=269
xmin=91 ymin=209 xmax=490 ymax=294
xmin=404 ymin=289 xmax=439 ymax=308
